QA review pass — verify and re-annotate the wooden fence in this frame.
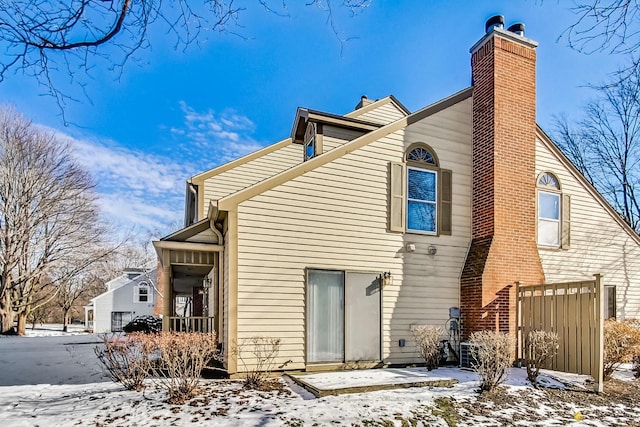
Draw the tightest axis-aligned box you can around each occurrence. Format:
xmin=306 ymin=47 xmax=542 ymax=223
xmin=516 ymin=275 xmax=604 ymax=393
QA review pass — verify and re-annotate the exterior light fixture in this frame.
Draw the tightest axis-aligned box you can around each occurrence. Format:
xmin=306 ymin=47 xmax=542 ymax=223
xmin=428 ymin=245 xmax=437 ymax=255
xmin=380 ymin=271 xmax=393 ymax=287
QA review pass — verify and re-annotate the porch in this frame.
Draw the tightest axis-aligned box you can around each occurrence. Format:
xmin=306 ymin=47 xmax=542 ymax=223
xmin=153 ymin=219 xmax=224 ymax=336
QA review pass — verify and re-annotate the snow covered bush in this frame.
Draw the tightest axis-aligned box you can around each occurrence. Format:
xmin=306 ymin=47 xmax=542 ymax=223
xmin=524 ymin=330 xmax=559 ymax=383
xmin=150 ymin=332 xmax=219 ymax=403
xmin=469 ymin=330 xmax=513 ymax=392
xmin=94 ymin=333 xmax=154 ymax=391
xmin=234 ymin=336 xmax=281 ymax=389
xmin=411 ymin=325 xmax=445 ymax=370
xmin=604 ymin=319 xmax=640 ymax=380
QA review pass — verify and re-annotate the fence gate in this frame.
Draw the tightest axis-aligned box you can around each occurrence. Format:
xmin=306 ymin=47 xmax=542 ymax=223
xmin=516 ymin=274 xmax=604 ymax=393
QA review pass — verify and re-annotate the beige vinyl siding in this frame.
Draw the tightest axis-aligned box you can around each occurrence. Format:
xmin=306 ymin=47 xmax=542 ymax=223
xmin=350 ymin=101 xmax=408 ymax=125
xmin=321 ymin=126 xmax=366 ymax=151
xmin=535 ymin=139 xmax=640 ymax=319
xmin=202 ymin=143 xmax=303 ymax=209
xmin=234 ymin=98 xmax=473 ymax=370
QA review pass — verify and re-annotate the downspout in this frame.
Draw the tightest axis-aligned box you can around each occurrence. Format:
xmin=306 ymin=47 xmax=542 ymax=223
xmin=185 ymin=182 xmax=198 ymax=225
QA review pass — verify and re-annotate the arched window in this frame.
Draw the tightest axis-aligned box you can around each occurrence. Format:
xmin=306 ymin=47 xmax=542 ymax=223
xmin=537 ymin=172 xmax=569 ymax=248
xmin=406 ymin=144 xmax=439 ymax=233
xmin=390 ymin=143 xmax=452 ymax=235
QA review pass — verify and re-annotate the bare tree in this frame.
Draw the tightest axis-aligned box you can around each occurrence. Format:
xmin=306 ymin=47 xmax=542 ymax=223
xmin=0 ymin=0 xmax=371 ymax=118
xmin=0 ymin=107 xmax=112 ymax=334
xmin=56 ymin=269 xmax=106 ymax=332
xmin=554 ymin=68 xmax=640 ymax=233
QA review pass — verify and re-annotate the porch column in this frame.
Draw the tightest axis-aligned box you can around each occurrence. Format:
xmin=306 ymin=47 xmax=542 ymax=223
xmin=161 ymin=262 xmax=172 ymax=332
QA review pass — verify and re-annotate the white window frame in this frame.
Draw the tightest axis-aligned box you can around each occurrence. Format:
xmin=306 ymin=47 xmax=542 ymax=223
xmin=537 ymin=190 xmax=561 ymax=247
xmin=134 ymin=283 xmax=150 ymax=303
xmin=406 ymin=166 xmax=438 ymax=235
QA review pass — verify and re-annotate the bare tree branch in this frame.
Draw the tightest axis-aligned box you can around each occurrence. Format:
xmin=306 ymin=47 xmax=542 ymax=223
xmin=563 ymin=1 xmax=640 ymax=73
xmin=0 ymin=1 xmax=371 ymax=121
xmin=553 ymin=67 xmax=640 ymax=233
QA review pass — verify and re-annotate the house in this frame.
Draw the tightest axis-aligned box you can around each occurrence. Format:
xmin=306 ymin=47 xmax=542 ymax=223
xmin=84 ymin=268 xmax=158 ymax=333
xmin=153 ymin=16 xmax=640 ymax=375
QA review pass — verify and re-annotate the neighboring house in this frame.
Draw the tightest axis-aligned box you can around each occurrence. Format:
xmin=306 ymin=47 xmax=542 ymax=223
xmin=153 ymin=17 xmax=640 ymax=375
xmin=84 ymin=268 xmax=158 ymax=333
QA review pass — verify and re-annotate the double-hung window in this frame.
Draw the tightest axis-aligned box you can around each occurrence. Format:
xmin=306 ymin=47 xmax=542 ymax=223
xmin=537 ymin=172 xmax=570 ymax=248
xmin=407 ymin=167 xmax=437 ymax=233
xmin=135 ymin=283 xmax=150 ymax=303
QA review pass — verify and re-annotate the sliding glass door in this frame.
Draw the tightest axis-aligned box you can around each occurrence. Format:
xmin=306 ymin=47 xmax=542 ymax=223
xmin=307 ymin=270 xmax=344 ymax=363
xmin=307 ymin=269 xmax=382 ymax=364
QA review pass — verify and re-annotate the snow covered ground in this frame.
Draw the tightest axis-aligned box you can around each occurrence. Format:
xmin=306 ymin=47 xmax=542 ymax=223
xmin=0 ymin=327 xmax=638 ymax=426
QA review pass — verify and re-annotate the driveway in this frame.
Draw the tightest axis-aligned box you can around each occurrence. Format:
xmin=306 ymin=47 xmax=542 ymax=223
xmin=0 ymin=334 xmax=106 ymax=386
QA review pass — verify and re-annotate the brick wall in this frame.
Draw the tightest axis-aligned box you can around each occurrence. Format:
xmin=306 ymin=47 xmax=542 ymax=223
xmin=153 ymin=264 xmax=164 ymax=317
xmin=461 ymin=29 xmax=545 ymax=341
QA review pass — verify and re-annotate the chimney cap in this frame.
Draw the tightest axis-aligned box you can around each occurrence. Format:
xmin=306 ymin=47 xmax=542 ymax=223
xmin=507 ymin=23 xmax=525 ymax=36
xmin=485 ymin=15 xmax=505 ymax=33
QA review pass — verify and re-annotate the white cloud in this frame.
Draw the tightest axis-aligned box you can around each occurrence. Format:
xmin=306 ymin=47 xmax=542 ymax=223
xmin=171 ymin=101 xmax=264 ymax=167
xmin=51 ymin=130 xmax=189 ymax=234
xmin=38 ymin=103 xmax=266 ymax=236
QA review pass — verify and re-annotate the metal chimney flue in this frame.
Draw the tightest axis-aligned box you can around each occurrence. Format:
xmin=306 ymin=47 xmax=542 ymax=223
xmin=485 ymin=15 xmax=504 ymax=33
xmin=507 ymin=23 xmax=525 ymax=37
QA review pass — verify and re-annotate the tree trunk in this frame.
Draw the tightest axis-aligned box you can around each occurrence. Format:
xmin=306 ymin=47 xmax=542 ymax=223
xmin=62 ymin=309 xmax=69 ymax=332
xmin=0 ymin=292 xmax=14 ymax=334
xmin=16 ymin=312 xmax=27 ymax=336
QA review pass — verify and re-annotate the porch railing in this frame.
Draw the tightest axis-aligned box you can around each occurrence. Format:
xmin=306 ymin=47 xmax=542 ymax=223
xmin=169 ymin=316 xmax=215 ymax=333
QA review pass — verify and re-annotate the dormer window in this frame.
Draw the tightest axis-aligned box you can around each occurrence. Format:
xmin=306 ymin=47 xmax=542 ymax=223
xmin=303 ymin=122 xmax=323 ymax=161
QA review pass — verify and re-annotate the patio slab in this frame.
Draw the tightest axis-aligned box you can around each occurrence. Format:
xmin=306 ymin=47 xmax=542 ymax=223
xmin=286 ymin=367 xmax=458 ymax=397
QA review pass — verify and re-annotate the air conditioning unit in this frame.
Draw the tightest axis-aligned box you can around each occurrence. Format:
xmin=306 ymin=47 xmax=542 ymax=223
xmin=459 ymin=341 xmax=475 ymax=368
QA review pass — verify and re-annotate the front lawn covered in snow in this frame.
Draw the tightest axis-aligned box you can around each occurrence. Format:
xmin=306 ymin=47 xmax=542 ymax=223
xmin=0 ymin=329 xmax=639 ymax=426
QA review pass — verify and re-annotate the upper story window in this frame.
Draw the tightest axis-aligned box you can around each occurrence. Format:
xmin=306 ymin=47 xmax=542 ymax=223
xmin=135 ymin=283 xmax=150 ymax=303
xmin=537 ymin=172 xmax=570 ymax=248
xmin=304 ymin=122 xmax=317 ymax=161
xmin=389 ymin=143 xmax=452 ymax=235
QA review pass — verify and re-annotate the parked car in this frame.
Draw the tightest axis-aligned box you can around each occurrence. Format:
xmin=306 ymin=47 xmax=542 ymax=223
xmin=123 ymin=315 xmax=162 ymax=334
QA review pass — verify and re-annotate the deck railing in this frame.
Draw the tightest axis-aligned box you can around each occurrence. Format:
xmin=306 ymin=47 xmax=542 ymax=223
xmin=169 ymin=316 xmax=215 ymax=333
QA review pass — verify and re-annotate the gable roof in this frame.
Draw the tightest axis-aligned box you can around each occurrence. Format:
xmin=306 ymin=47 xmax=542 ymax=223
xmin=536 ymin=126 xmax=640 ymax=246
xmin=88 ymin=268 xmax=158 ymax=304
xmin=160 ymin=218 xmax=221 ymax=243
xmin=216 ymin=87 xmax=473 ymax=212
xmin=344 ymin=95 xmax=411 ymax=119
xmin=291 ymin=108 xmax=382 ymax=143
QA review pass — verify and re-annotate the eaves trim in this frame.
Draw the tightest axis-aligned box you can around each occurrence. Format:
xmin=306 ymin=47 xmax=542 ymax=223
xmin=190 ymin=138 xmax=292 ymax=184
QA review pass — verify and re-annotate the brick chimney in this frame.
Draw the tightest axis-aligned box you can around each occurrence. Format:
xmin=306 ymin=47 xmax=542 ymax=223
xmin=460 ymin=16 xmax=545 ymax=340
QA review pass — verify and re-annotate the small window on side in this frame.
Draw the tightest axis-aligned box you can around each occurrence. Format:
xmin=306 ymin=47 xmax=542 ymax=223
xmin=605 ymin=285 xmax=616 ymax=320
xmin=304 ymin=122 xmax=317 ymax=161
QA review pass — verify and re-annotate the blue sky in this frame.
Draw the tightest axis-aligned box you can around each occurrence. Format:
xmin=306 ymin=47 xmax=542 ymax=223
xmin=0 ymin=1 xmax=621 ymax=236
